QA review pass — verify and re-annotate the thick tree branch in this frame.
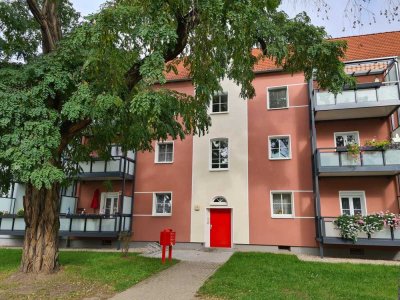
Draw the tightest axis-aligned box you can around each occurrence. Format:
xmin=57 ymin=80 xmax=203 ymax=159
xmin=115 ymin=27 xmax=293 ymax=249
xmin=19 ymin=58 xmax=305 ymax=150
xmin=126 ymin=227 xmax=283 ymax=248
xmin=257 ymin=38 xmax=268 ymax=55
xmin=125 ymin=8 xmax=198 ymax=91
xmin=58 ymin=119 xmax=91 ymax=155
xmin=26 ymin=0 xmax=61 ymax=54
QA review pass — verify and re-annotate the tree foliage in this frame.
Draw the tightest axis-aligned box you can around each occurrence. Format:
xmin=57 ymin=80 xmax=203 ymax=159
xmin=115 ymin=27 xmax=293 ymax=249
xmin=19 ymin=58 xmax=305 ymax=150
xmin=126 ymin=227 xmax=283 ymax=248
xmin=0 ymin=0 xmax=351 ymax=190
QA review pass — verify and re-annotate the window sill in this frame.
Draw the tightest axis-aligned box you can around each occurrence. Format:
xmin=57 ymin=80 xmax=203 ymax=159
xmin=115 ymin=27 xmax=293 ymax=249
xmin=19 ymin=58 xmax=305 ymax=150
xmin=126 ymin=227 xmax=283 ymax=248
xmin=271 ymin=215 xmax=294 ymax=219
xmin=209 ymin=168 xmax=229 ymax=172
xmin=210 ymin=111 xmax=229 ymax=115
xmin=152 ymin=214 xmax=172 ymax=217
xmin=267 ymin=107 xmax=289 ymax=110
xmin=155 ymin=161 xmax=174 ymax=164
xmin=269 ymin=157 xmax=291 ymax=160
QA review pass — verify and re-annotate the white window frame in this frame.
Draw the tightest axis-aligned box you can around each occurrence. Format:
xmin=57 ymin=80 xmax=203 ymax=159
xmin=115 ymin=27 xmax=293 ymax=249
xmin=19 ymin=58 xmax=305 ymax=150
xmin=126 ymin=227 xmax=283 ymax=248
xmin=210 ymin=196 xmax=228 ymax=206
xmin=339 ymin=191 xmax=367 ymax=216
xmin=152 ymin=192 xmax=173 ymax=216
xmin=210 ymin=93 xmax=229 ymax=114
xmin=100 ymin=192 xmax=120 ymax=215
xmin=270 ymin=191 xmax=295 ymax=218
xmin=334 ymin=131 xmax=360 ymax=147
xmin=267 ymin=86 xmax=289 ymax=110
xmin=209 ymin=138 xmax=229 ymax=171
xmin=155 ymin=141 xmax=174 ymax=164
xmin=268 ymin=135 xmax=292 ymax=160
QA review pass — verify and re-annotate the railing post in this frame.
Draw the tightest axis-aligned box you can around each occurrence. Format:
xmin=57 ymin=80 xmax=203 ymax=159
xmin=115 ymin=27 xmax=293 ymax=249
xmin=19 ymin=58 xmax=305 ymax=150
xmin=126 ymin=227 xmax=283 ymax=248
xmin=69 ymin=217 xmax=73 ymax=232
xmin=382 ymin=150 xmax=386 ymax=166
xmin=338 ymin=151 xmax=342 ymax=167
xmin=360 ymin=151 xmax=364 ymax=166
xmin=84 ymin=217 xmax=87 ymax=232
xmin=11 ymin=217 xmax=15 ymax=231
xmin=390 ymin=227 xmax=394 ymax=240
xmin=99 ymin=217 xmax=102 ymax=232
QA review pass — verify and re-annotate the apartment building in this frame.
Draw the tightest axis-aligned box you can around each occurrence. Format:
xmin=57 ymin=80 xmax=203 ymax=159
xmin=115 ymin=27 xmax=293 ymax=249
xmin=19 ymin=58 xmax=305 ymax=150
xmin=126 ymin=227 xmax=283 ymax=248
xmin=1 ymin=31 xmax=400 ymax=258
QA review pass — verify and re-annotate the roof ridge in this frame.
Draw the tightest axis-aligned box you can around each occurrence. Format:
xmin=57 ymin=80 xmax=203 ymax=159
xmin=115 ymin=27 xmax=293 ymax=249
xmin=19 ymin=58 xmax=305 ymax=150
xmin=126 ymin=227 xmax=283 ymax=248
xmin=330 ymin=30 xmax=400 ymax=40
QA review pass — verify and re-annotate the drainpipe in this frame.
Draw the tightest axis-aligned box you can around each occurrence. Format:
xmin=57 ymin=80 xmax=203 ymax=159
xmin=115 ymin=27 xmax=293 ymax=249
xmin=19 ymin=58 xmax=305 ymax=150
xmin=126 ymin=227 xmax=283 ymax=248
xmin=308 ymin=77 xmax=324 ymax=258
xmin=117 ymin=152 xmax=127 ymax=250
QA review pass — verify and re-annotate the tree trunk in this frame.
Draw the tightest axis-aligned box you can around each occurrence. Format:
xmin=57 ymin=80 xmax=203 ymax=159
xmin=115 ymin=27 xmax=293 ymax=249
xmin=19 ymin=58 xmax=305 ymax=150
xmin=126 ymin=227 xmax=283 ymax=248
xmin=21 ymin=182 xmax=61 ymax=274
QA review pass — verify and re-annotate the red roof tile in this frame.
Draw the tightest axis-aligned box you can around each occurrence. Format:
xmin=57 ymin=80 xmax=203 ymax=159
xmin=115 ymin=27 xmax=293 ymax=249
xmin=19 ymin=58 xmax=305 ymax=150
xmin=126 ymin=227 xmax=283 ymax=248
xmin=165 ymin=30 xmax=400 ymax=81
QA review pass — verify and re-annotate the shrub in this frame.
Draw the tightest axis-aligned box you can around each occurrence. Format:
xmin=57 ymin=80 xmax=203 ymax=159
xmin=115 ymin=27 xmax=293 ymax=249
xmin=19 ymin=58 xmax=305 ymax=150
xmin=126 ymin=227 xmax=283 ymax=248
xmin=16 ymin=209 xmax=24 ymax=217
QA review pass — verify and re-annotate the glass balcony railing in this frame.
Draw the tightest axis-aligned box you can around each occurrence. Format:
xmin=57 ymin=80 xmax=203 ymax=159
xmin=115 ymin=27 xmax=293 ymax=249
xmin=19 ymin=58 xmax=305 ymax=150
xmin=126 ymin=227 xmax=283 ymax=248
xmin=321 ymin=217 xmax=400 ymax=245
xmin=317 ymin=147 xmax=400 ymax=176
xmin=315 ymin=82 xmax=400 ymax=107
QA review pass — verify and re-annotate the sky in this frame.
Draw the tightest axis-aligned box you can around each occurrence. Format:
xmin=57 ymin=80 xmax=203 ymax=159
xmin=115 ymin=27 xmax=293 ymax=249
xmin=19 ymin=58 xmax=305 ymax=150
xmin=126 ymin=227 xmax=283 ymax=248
xmin=70 ymin=0 xmax=400 ymax=38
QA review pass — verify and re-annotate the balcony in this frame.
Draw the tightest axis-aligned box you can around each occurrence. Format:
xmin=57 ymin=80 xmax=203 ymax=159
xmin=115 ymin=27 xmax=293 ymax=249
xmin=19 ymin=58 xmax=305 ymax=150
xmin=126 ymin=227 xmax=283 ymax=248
xmin=320 ymin=217 xmax=400 ymax=246
xmin=317 ymin=147 xmax=400 ymax=176
xmin=313 ymin=57 xmax=400 ymax=121
xmin=0 ymin=214 xmax=132 ymax=237
xmin=314 ymin=82 xmax=400 ymax=121
xmin=78 ymin=155 xmax=135 ymax=180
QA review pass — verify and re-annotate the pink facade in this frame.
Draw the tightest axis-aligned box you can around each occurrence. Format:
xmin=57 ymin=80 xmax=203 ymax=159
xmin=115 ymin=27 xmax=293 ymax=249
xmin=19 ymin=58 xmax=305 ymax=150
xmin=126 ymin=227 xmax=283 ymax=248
xmin=133 ymin=81 xmax=194 ymax=242
xmin=248 ymin=72 xmax=316 ymax=247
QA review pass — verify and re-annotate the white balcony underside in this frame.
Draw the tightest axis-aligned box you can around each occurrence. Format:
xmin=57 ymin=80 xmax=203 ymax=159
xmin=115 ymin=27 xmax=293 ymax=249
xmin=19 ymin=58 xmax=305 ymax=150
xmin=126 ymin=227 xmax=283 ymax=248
xmin=315 ymin=103 xmax=399 ymax=121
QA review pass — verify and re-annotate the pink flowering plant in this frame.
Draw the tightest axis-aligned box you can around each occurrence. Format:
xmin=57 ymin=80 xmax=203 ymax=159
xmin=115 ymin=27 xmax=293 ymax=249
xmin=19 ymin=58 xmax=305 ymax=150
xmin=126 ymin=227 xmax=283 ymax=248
xmin=334 ymin=211 xmax=400 ymax=242
xmin=378 ymin=211 xmax=400 ymax=229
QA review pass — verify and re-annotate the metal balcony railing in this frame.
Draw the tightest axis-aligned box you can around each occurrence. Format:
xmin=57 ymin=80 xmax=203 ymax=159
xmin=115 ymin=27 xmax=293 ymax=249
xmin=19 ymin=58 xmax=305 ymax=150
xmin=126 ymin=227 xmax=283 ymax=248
xmin=0 ymin=213 xmax=132 ymax=237
xmin=316 ymin=147 xmax=400 ymax=176
xmin=320 ymin=217 xmax=400 ymax=246
xmin=78 ymin=155 xmax=135 ymax=179
xmin=315 ymin=82 xmax=400 ymax=107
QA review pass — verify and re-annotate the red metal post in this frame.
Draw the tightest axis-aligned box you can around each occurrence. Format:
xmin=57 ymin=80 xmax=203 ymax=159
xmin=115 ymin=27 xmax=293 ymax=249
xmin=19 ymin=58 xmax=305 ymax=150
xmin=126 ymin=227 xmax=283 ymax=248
xmin=161 ymin=245 xmax=166 ymax=264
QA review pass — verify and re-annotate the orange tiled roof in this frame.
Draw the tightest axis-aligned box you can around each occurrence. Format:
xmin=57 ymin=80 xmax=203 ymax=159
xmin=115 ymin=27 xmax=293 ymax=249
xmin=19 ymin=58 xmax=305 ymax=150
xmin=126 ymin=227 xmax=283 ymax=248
xmin=165 ymin=30 xmax=400 ymax=81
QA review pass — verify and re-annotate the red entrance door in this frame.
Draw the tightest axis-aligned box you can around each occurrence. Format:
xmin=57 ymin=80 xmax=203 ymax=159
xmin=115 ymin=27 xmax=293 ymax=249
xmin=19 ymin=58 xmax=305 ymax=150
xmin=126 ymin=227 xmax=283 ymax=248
xmin=210 ymin=209 xmax=231 ymax=248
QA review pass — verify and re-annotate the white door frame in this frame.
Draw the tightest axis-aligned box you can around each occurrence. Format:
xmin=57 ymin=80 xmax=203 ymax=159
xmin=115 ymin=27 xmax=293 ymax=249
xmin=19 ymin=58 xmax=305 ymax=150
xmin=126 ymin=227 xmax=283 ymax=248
xmin=204 ymin=207 xmax=233 ymax=248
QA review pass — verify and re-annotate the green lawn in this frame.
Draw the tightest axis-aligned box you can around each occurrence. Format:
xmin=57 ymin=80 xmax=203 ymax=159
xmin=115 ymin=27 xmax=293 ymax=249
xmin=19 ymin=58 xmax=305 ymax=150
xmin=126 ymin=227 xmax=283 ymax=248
xmin=198 ymin=252 xmax=400 ymax=300
xmin=0 ymin=249 xmax=175 ymax=299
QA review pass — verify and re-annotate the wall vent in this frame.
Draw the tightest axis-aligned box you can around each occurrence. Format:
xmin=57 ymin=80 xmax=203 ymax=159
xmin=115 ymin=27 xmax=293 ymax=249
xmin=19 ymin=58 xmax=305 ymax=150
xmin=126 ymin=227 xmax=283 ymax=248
xmin=102 ymin=240 xmax=112 ymax=246
xmin=278 ymin=246 xmax=291 ymax=251
xmin=349 ymin=248 xmax=364 ymax=256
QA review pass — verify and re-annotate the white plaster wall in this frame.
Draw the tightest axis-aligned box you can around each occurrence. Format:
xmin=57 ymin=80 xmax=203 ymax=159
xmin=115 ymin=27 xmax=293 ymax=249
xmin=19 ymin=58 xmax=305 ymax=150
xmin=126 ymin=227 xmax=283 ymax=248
xmin=190 ymin=78 xmax=249 ymax=245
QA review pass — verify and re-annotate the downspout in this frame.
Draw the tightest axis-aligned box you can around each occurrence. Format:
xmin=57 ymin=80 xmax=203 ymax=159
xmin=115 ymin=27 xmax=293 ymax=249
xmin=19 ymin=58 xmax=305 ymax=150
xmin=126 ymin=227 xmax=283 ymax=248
xmin=308 ymin=77 xmax=324 ymax=258
xmin=117 ymin=152 xmax=127 ymax=249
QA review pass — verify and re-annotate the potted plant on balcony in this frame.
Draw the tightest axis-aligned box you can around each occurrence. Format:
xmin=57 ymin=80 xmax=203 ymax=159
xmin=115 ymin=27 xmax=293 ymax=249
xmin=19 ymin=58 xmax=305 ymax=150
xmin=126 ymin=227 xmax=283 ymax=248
xmin=16 ymin=209 xmax=24 ymax=217
xmin=379 ymin=211 xmax=400 ymax=229
xmin=364 ymin=139 xmax=391 ymax=151
xmin=334 ymin=214 xmax=362 ymax=243
xmin=360 ymin=214 xmax=384 ymax=239
xmin=346 ymin=143 xmax=361 ymax=159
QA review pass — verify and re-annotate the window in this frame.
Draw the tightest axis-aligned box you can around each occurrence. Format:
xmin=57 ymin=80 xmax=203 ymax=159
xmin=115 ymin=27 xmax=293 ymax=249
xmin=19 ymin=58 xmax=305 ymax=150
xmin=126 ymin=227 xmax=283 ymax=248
xmin=100 ymin=192 xmax=119 ymax=215
xmin=268 ymin=87 xmax=288 ymax=109
xmin=271 ymin=192 xmax=294 ymax=218
xmin=269 ymin=136 xmax=291 ymax=159
xmin=153 ymin=193 xmax=172 ymax=216
xmin=156 ymin=142 xmax=174 ymax=163
xmin=211 ymin=196 xmax=228 ymax=206
xmin=339 ymin=191 xmax=366 ymax=216
xmin=334 ymin=132 xmax=360 ymax=147
xmin=111 ymin=145 xmax=123 ymax=156
xmin=211 ymin=94 xmax=228 ymax=113
xmin=210 ymin=138 xmax=229 ymax=170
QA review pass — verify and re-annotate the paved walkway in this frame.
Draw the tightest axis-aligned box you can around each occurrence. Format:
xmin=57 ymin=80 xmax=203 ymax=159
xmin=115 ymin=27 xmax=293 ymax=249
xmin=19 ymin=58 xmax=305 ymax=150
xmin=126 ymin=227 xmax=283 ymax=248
xmin=109 ymin=249 xmax=233 ymax=300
